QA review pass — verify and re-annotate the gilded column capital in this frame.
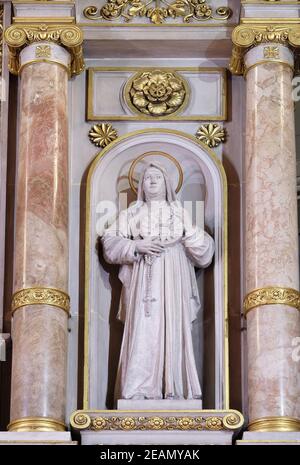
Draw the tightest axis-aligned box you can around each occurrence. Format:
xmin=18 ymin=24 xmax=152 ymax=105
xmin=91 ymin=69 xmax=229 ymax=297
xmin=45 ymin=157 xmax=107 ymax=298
xmin=4 ymin=23 xmax=84 ymax=75
xmin=229 ymin=23 xmax=300 ymax=75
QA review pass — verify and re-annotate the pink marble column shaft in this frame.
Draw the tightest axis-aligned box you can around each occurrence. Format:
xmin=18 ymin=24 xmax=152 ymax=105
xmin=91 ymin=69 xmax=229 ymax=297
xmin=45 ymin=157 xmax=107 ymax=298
xmin=245 ymin=57 xmax=300 ymax=428
xmin=10 ymin=62 xmax=69 ymax=428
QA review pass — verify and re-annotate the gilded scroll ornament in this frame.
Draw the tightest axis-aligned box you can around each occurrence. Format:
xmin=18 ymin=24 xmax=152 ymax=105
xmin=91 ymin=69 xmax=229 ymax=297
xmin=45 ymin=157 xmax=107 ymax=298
xmin=243 ymin=286 xmax=300 ymax=316
xmin=88 ymin=123 xmax=118 ymax=147
xmin=125 ymin=69 xmax=188 ymax=117
xmin=196 ymin=124 xmax=226 ymax=148
xmin=12 ymin=287 xmax=70 ymax=315
xmin=4 ymin=23 xmax=84 ymax=75
xmin=83 ymin=1 xmax=232 ymax=25
xmin=70 ymin=411 xmax=244 ymax=431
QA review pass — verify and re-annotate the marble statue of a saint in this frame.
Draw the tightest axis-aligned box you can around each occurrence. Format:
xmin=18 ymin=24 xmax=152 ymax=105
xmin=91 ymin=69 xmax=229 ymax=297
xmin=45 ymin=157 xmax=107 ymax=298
xmin=102 ymin=161 xmax=214 ymax=402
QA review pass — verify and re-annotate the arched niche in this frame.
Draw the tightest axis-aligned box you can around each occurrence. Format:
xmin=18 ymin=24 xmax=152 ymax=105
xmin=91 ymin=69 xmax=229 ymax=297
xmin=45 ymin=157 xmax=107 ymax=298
xmin=83 ymin=128 xmax=228 ymax=411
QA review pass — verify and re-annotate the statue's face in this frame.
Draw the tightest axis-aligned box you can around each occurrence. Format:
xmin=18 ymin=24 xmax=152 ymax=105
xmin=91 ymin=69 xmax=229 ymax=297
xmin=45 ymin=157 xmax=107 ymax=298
xmin=143 ymin=167 xmax=166 ymax=199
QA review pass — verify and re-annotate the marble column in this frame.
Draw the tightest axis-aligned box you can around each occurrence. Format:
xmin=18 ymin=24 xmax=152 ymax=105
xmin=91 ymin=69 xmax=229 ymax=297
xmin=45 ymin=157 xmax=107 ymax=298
xmin=8 ymin=43 xmax=71 ymax=432
xmin=244 ymin=43 xmax=300 ymax=431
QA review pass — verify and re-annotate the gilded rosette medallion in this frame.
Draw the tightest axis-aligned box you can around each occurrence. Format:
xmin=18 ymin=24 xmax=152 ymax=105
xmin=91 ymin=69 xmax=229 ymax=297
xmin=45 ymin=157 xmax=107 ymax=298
xmin=124 ymin=69 xmax=189 ymax=118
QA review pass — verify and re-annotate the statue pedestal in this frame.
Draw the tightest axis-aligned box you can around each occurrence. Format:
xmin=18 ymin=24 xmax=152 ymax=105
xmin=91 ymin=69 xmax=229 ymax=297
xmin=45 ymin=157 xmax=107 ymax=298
xmin=117 ymin=399 xmax=202 ymax=410
xmin=70 ymin=409 xmax=244 ymax=445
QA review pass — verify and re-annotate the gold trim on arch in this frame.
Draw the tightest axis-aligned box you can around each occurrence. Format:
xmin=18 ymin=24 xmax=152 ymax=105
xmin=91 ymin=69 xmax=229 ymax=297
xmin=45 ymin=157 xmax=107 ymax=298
xmin=243 ymin=286 xmax=300 ymax=317
xmin=83 ymin=128 xmax=229 ymax=411
xmin=12 ymin=287 xmax=70 ymax=315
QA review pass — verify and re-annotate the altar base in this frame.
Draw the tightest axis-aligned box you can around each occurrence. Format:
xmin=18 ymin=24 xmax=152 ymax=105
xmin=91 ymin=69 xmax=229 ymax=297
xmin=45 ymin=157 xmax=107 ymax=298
xmin=236 ymin=432 xmax=300 ymax=446
xmin=0 ymin=432 xmax=77 ymax=445
xmin=81 ymin=430 xmax=234 ymax=445
xmin=117 ymin=399 xmax=202 ymax=410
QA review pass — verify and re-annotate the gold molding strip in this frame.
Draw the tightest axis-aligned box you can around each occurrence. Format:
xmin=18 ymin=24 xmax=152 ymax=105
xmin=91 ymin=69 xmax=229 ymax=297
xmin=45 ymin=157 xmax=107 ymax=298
xmin=8 ymin=417 xmax=66 ymax=432
xmin=243 ymin=286 xmax=300 ymax=316
xmin=4 ymin=23 xmax=84 ymax=76
xmin=248 ymin=416 xmax=300 ymax=432
xmin=78 ymin=21 xmax=236 ymax=28
xmin=13 ymin=17 xmax=75 ymax=24
xmin=241 ymin=18 xmax=300 ymax=25
xmin=70 ymin=410 xmax=244 ymax=432
xmin=12 ymin=287 xmax=70 ymax=315
xmin=19 ymin=58 xmax=71 ymax=75
xmin=244 ymin=59 xmax=294 ymax=77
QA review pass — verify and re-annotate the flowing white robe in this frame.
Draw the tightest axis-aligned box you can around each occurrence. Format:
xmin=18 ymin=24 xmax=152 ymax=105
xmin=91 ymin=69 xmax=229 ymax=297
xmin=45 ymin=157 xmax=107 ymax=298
xmin=102 ymin=201 xmax=214 ymax=401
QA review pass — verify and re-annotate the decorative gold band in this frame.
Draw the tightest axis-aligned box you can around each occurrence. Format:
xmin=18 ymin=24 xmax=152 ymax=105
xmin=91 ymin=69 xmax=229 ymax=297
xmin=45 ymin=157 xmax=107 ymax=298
xmin=244 ymin=60 xmax=294 ymax=77
xmin=12 ymin=287 xmax=70 ymax=315
xmin=248 ymin=416 xmax=300 ymax=432
xmin=19 ymin=59 xmax=70 ymax=76
xmin=243 ymin=286 xmax=300 ymax=316
xmin=8 ymin=417 xmax=66 ymax=432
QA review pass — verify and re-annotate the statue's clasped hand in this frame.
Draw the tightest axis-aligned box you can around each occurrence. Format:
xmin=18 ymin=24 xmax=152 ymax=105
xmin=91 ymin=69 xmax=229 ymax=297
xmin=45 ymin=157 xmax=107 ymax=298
xmin=134 ymin=238 xmax=165 ymax=257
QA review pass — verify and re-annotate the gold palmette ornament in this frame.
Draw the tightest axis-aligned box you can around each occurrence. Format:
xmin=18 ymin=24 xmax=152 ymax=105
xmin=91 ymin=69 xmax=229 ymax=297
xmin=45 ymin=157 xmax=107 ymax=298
xmin=88 ymin=123 xmax=118 ymax=148
xmin=196 ymin=124 xmax=226 ymax=148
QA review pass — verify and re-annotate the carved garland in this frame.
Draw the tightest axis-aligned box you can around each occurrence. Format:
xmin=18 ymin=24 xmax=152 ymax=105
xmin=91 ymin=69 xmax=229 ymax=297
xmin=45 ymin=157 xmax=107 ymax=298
xmin=83 ymin=1 xmax=232 ymax=25
xmin=71 ymin=412 xmax=244 ymax=431
xmin=4 ymin=23 xmax=84 ymax=76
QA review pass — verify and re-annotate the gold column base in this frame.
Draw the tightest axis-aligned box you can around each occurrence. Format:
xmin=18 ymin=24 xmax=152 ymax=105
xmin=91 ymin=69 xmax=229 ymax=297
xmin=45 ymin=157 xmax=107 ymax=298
xmin=8 ymin=417 xmax=66 ymax=432
xmin=249 ymin=416 xmax=300 ymax=432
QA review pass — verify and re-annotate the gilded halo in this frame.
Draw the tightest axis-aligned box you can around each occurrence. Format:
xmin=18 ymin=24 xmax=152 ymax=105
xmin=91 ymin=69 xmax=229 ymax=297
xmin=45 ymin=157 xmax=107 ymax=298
xmin=128 ymin=151 xmax=183 ymax=195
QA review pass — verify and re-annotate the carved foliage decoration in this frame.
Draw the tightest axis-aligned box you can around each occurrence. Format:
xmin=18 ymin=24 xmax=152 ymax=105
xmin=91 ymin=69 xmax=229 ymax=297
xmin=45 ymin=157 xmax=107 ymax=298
xmin=125 ymin=69 xmax=188 ymax=117
xmin=71 ymin=411 xmax=244 ymax=431
xmin=83 ymin=1 xmax=232 ymax=25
